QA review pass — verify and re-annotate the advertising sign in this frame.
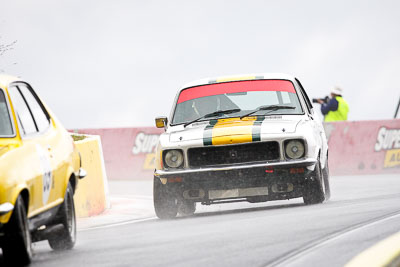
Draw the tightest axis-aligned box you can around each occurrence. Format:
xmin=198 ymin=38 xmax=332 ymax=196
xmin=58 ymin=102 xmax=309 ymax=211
xmin=325 ymin=120 xmax=400 ymax=175
xmin=75 ymin=119 xmax=400 ymax=180
xmin=75 ymin=127 xmax=163 ymax=180
xmin=375 ymin=127 xmax=400 ymax=168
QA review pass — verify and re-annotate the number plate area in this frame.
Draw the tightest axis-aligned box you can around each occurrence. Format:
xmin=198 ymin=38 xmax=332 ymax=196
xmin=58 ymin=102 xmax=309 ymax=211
xmin=208 ymin=187 xmax=269 ymax=200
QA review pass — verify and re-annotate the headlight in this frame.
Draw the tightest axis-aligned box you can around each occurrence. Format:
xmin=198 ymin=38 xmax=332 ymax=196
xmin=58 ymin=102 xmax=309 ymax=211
xmin=164 ymin=150 xmax=184 ymax=168
xmin=285 ymin=140 xmax=305 ymax=159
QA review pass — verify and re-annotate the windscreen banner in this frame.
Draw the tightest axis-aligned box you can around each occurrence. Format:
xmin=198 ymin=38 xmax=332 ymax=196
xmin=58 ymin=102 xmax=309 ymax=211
xmin=74 ymin=119 xmax=400 ymax=180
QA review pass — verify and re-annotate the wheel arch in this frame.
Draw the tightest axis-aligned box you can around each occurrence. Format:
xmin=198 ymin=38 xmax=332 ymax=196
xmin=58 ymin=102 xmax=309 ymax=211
xmin=69 ymin=173 xmax=77 ymax=194
xmin=63 ymin=166 xmax=78 ymax=196
xmin=19 ymin=188 xmax=30 ymax=212
xmin=320 ymin=148 xmax=329 ymax=170
xmin=2 ymin=187 xmax=31 ymax=224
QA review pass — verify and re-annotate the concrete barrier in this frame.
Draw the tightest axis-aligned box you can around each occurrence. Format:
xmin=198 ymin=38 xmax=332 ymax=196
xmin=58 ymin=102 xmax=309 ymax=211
xmin=73 ymin=134 xmax=110 ymax=218
xmin=73 ymin=119 xmax=400 ymax=180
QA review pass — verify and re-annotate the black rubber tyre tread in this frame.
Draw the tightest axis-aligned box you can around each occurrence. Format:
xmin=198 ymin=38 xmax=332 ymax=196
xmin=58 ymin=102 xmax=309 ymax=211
xmin=48 ymin=182 xmax=76 ymax=250
xmin=153 ymin=176 xmax=178 ymax=219
xmin=303 ymin=160 xmax=325 ymax=205
xmin=322 ymin=158 xmax=331 ymax=201
xmin=2 ymin=195 xmax=32 ymax=266
xmin=178 ymin=201 xmax=196 ymax=216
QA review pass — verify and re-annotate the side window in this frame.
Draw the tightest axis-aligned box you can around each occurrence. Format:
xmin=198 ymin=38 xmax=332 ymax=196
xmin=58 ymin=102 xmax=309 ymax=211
xmin=295 ymin=78 xmax=313 ymax=114
xmin=8 ymin=86 xmax=37 ymax=136
xmin=18 ymin=84 xmax=50 ymax=132
xmin=0 ymin=90 xmax=14 ymax=136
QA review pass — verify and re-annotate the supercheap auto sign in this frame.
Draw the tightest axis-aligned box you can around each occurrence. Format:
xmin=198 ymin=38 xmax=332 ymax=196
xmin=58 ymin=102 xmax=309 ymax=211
xmin=325 ymin=120 xmax=400 ymax=176
xmin=131 ymin=132 xmax=160 ymax=170
xmin=375 ymin=127 xmax=400 ymax=168
xmin=77 ymin=120 xmax=400 ymax=179
xmin=75 ymin=127 xmax=163 ymax=180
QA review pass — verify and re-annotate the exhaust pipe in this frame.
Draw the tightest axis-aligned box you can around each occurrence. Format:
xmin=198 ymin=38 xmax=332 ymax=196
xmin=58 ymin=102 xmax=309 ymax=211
xmin=183 ymin=189 xmax=205 ymax=200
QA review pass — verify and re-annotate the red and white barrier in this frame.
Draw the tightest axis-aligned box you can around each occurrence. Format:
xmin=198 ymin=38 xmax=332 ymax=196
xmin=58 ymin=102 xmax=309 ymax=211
xmin=325 ymin=119 xmax=400 ymax=176
xmin=74 ymin=127 xmax=163 ymax=180
xmin=73 ymin=119 xmax=400 ymax=180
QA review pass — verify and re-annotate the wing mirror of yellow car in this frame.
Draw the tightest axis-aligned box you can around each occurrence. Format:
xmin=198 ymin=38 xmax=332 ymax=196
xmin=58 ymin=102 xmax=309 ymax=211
xmin=155 ymin=116 xmax=168 ymax=129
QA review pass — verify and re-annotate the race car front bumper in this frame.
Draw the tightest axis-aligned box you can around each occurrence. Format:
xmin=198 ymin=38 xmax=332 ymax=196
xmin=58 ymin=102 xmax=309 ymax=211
xmin=154 ymin=158 xmax=317 ymax=204
xmin=155 ymin=158 xmax=317 ymax=177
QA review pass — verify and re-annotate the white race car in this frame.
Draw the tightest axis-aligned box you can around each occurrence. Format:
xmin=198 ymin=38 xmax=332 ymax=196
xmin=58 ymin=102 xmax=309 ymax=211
xmin=153 ymin=73 xmax=330 ymax=219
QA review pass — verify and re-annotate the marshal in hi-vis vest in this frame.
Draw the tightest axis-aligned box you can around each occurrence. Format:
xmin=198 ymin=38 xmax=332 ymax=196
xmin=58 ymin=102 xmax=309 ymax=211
xmin=324 ymin=96 xmax=349 ymax=122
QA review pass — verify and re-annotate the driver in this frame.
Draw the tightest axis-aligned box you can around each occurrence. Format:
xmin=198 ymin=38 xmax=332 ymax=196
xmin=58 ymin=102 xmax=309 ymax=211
xmin=191 ymin=96 xmax=220 ymax=117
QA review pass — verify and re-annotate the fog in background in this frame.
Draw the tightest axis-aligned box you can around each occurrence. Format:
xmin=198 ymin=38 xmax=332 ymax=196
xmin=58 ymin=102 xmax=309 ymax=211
xmin=1 ymin=0 xmax=400 ymax=128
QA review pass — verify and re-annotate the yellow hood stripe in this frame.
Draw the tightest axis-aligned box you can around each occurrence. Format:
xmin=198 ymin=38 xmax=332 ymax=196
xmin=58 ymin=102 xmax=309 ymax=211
xmin=203 ymin=116 xmax=264 ymax=146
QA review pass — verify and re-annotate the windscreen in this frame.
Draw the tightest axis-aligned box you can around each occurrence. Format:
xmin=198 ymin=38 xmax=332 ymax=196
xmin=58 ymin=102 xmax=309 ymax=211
xmin=0 ymin=89 xmax=14 ymax=136
xmin=172 ymin=80 xmax=303 ymax=125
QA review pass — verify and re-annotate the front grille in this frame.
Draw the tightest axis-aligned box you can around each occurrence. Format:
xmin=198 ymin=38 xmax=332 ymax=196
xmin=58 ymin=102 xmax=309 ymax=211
xmin=188 ymin=141 xmax=280 ymax=168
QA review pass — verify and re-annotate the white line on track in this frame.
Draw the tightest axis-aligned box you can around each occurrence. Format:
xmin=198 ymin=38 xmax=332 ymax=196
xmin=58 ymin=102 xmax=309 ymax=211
xmin=110 ymin=195 xmax=153 ymax=200
xmin=79 ymin=217 xmax=158 ymax=232
xmin=265 ymin=210 xmax=400 ymax=267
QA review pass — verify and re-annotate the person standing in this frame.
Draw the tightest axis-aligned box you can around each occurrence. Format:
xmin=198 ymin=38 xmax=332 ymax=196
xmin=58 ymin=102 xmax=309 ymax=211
xmin=317 ymin=86 xmax=349 ymax=122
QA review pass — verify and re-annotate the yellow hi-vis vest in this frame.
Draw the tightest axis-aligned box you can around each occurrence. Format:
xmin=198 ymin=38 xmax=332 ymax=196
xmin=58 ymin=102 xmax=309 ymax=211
xmin=324 ymin=96 xmax=349 ymax=122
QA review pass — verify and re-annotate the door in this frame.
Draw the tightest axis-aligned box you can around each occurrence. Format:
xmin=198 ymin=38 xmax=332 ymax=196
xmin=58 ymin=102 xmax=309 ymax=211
xmin=8 ymin=83 xmax=63 ymax=216
xmin=295 ymin=79 xmax=328 ymax=165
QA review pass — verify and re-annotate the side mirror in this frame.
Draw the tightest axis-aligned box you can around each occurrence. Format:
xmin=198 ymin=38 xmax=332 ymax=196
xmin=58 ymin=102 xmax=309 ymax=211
xmin=155 ymin=116 xmax=168 ymax=129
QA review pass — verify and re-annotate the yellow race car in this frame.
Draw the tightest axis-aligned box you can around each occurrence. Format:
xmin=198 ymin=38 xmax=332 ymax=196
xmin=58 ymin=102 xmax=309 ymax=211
xmin=0 ymin=74 xmax=86 ymax=265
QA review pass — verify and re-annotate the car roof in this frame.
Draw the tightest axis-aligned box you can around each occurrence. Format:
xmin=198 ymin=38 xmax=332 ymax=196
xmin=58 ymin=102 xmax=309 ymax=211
xmin=180 ymin=73 xmax=297 ymax=90
xmin=0 ymin=74 xmax=22 ymax=90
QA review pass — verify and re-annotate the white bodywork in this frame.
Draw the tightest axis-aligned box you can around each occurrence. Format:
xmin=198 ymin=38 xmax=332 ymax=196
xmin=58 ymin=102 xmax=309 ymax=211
xmin=155 ymin=73 xmax=328 ymax=175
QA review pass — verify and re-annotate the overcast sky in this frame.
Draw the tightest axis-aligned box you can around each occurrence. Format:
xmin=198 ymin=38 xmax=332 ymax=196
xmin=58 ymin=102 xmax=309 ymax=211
xmin=1 ymin=0 xmax=400 ymax=129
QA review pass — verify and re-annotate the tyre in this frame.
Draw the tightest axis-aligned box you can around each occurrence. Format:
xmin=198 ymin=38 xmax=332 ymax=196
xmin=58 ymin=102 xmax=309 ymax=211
xmin=178 ymin=200 xmax=196 ymax=216
xmin=153 ymin=176 xmax=178 ymax=219
xmin=322 ymin=157 xmax=331 ymax=201
xmin=303 ymin=159 xmax=325 ymax=205
xmin=2 ymin=195 xmax=32 ymax=266
xmin=48 ymin=182 xmax=76 ymax=250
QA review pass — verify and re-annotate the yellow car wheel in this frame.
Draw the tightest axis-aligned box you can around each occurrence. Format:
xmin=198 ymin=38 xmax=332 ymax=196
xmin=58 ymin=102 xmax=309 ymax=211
xmin=2 ymin=195 xmax=33 ymax=266
xmin=48 ymin=182 xmax=76 ymax=250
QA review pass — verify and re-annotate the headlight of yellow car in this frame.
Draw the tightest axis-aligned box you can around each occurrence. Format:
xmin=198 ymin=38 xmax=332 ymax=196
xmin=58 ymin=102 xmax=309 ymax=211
xmin=163 ymin=149 xmax=184 ymax=168
xmin=285 ymin=140 xmax=305 ymax=159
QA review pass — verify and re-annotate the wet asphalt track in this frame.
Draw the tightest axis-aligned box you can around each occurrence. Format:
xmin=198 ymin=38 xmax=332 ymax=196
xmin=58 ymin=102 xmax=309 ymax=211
xmin=5 ymin=174 xmax=400 ymax=267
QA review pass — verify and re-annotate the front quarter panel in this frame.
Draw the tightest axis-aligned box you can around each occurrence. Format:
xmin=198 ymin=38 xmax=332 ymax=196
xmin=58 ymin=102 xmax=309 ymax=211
xmin=295 ymin=119 xmax=327 ymax=168
xmin=0 ymin=141 xmax=41 ymax=224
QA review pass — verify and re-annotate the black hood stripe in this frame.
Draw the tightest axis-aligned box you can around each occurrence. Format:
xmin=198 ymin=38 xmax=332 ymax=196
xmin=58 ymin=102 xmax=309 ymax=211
xmin=252 ymin=116 xmax=265 ymax=142
xmin=203 ymin=119 xmax=217 ymax=146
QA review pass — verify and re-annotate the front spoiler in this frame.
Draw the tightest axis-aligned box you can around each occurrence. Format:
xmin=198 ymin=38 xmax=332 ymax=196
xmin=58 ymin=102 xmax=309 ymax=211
xmin=155 ymin=158 xmax=317 ymax=177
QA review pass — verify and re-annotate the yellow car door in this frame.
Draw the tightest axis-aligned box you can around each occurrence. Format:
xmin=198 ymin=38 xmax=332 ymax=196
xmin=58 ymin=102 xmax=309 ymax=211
xmin=7 ymin=83 xmax=64 ymax=216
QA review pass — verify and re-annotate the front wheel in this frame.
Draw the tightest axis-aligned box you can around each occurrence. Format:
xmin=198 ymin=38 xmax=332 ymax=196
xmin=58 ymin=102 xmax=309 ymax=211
xmin=303 ymin=160 xmax=325 ymax=205
xmin=153 ymin=176 xmax=178 ymax=219
xmin=322 ymin=158 xmax=331 ymax=201
xmin=48 ymin=182 xmax=76 ymax=250
xmin=2 ymin=195 xmax=33 ymax=266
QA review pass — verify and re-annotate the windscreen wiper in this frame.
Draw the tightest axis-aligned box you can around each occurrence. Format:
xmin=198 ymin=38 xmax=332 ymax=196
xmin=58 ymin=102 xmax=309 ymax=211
xmin=240 ymin=105 xmax=295 ymax=119
xmin=184 ymin=108 xmax=241 ymax=127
